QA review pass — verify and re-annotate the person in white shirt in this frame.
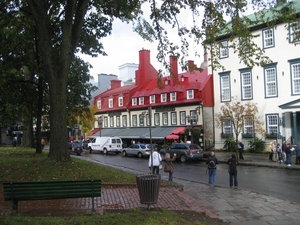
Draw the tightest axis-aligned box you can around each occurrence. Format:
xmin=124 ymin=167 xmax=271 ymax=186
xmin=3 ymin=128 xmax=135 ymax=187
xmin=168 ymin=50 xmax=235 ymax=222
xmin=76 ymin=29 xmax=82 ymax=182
xmin=148 ymin=149 xmax=162 ymax=174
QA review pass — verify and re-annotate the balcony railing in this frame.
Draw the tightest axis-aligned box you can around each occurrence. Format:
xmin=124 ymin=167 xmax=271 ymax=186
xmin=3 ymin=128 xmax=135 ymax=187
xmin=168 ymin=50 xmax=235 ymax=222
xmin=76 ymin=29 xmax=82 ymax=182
xmin=221 ymin=133 xmax=233 ymax=138
xmin=265 ymin=133 xmax=277 ymax=138
xmin=242 ymin=133 xmax=254 ymax=138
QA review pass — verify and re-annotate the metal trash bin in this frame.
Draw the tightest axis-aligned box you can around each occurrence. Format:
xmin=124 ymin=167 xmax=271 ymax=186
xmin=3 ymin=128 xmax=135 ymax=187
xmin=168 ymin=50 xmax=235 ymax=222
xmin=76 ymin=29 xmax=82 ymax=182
xmin=136 ymin=174 xmax=161 ymax=208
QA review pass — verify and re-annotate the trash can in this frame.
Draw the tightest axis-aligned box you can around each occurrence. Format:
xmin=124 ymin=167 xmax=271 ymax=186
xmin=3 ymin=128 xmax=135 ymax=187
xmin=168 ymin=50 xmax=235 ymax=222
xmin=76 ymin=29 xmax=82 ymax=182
xmin=136 ymin=174 xmax=161 ymax=208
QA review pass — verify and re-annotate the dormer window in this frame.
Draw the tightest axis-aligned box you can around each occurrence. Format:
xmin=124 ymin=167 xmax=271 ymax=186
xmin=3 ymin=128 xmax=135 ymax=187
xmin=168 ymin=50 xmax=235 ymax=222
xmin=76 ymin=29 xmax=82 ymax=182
xmin=97 ymin=100 xmax=101 ymax=109
xmin=139 ymin=97 xmax=144 ymax=105
xmin=170 ymin=92 xmax=176 ymax=101
xmin=187 ymin=90 xmax=194 ymax=99
xmin=118 ymin=97 xmax=123 ymax=107
xmin=132 ymin=98 xmax=137 ymax=106
xmin=109 ymin=98 xmax=113 ymax=108
xmin=150 ymin=95 xmax=155 ymax=104
xmin=181 ymin=76 xmax=185 ymax=82
xmin=161 ymin=93 xmax=167 ymax=102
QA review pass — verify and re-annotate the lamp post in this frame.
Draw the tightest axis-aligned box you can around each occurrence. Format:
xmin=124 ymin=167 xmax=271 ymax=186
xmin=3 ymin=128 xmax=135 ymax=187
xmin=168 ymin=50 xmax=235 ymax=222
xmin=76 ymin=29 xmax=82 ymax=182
xmin=98 ymin=117 xmax=103 ymax=137
xmin=186 ymin=114 xmax=197 ymax=143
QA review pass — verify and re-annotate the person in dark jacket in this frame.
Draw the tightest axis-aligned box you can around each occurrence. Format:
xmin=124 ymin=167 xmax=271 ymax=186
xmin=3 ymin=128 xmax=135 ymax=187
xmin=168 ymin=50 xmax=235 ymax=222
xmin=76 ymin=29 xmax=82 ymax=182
xmin=285 ymin=143 xmax=292 ymax=166
xmin=227 ymin=154 xmax=238 ymax=189
xmin=238 ymin=141 xmax=244 ymax=160
xmin=206 ymin=152 xmax=218 ymax=186
xmin=165 ymin=153 xmax=176 ymax=181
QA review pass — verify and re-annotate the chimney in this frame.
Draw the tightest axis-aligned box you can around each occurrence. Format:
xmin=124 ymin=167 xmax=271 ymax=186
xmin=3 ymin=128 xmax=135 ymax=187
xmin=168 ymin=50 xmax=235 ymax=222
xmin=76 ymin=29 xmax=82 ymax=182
xmin=110 ymin=80 xmax=121 ymax=89
xmin=136 ymin=49 xmax=152 ymax=86
xmin=200 ymin=47 xmax=208 ymax=69
xmin=170 ymin=55 xmax=178 ymax=77
xmin=188 ymin=60 xmax=196 ymax=72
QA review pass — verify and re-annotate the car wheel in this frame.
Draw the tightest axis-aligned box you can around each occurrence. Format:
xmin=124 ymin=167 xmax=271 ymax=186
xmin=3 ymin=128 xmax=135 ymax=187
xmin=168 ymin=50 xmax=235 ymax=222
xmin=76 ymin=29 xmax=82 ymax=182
xmin=138 ymin=152 xmax=143 ymax=158
xmin=89 ymin=147 xmax=92 ymax=154
xmin=160 ymin=153 xmax=165 ymax=161
xmin=103 ymin=148 xmax=108 ymax=154
xmin=180 ymin=155 xmax=187 ymax=163
xmin=122 ymin=151 xmax=127 ymax=157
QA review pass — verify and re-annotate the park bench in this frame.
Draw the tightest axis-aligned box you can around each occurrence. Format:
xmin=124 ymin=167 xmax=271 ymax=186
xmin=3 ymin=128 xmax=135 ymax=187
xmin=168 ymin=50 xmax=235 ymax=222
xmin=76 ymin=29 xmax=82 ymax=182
xmin=3 ymin=179 xmax=101 ymax=215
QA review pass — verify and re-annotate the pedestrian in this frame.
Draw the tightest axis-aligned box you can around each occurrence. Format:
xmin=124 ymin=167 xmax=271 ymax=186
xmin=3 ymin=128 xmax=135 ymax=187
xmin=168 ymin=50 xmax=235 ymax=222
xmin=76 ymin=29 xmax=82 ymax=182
xmin=269 ymin=142 xmax=274 ymax=162
xmin=41 ymin=138 xmax=45 ymax=150
xmin=295 ymin=144 xmax=300 ymax=165
xmin=282 ymin=141 xmax=286 ymax=163
xmin=276 ymin=143 xmax=282 ymax=162
xmin=285 ymin=143 xmax=292 ymax=167
xmin=164 ymin=153 xmax=176 ymax=181
xmin=227 ymin=154 xmax=238 ymax=189
xmin=206 ymin=151 xmax=218 ymax=186
xmin=238 ymin=141 xmax=244 ymax=160
xmin=148 ymin=149 xmax=162 ymax=174
xmin=272 ymin=141 xmax=277 ymax=161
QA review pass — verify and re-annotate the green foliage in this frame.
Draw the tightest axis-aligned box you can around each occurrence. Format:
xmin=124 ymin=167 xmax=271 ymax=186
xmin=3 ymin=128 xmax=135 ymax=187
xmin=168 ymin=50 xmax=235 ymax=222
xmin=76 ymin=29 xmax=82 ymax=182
xmin=249 ymin=137 xmax=266 ymax=153
xmin=224 ymin=137 xmax=236 ymax=152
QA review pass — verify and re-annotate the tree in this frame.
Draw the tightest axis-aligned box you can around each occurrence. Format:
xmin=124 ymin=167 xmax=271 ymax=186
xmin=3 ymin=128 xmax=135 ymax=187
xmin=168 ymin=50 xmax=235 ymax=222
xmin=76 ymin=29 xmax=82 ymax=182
xmin=2 ymin=0 xmax=298 ymax=162
xmin=215 ymin=96 xmax=265 ymax=157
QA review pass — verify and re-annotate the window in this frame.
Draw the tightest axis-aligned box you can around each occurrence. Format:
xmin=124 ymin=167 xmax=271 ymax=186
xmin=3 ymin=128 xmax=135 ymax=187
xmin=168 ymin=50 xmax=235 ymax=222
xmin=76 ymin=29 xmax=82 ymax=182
xmin=150 ymin=95 xmax=155 ymax=104
xmin=118 ymin=97 xmax=123 ymax=107
xmin=264 ymin=63 xmax=278 ymax=98
xmin=109 ymin=98 xmax=113 ymax=108
xmin=266 ymin=114 xmax=278 ymax=134
xmin=139 ymin=97 xmax=144 ymax=105
xmin=132 ymin=115 xmax=137 ymax=126
xmin=219 ymin=72 xmax=231 ymax=102
xmin=116 ymin=116 xmax=120 ymax=127
xmin=97 ymin=100 xmax=101 ymax=109
xmin=180 ymin=111 xmax=186 ymax=125
xmin=289 ymin=20 xmax=300 ymax=43
xmin=146 ymin=113 xmax=150 ymax=126
xmin=154 ymin=113 xmax=160 ymax=126
xmin=110 ymin=116 xmax=114 ymax=127
xmin=171 ymin=112 xmax=177 ymax=125
xmin=161 ymin=93 xmax=167 ymax=102
xmin=240 ymin=68 xmax=253 ymax=100
xmin=222 ymin=117 xmax=232 ymax=134
xmin=104 ymin=117 xmax=108 ymax=127
xmin=219 ymin=40 xmax=228 ymax=58
xmin=187 ymin=90 xmax=194 ymax=99
xmin=243 ymin=116 xmax=254 ymax=134
xmin=170 ymin=92 xmax=176 ymax=101
xmin=262 ymin=28 xmax=274 ymax=48
xmin=162 ymin=112 xmax=168 ymax=125
xmin=122 ymin=115 xmax=127 ymax=127
xmin=289 ymin=58 xmax=300 ymax=95
xmin=139 ymin=114 xmax=145 ymax=126
xmin=132 ymin=98 xmax=137 ymax=106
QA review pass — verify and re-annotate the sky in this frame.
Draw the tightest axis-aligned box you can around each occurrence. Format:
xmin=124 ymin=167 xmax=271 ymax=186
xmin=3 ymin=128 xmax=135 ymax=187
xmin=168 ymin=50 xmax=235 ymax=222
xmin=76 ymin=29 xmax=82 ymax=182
xmin=81 ymin=4 xmax=204 ymax=83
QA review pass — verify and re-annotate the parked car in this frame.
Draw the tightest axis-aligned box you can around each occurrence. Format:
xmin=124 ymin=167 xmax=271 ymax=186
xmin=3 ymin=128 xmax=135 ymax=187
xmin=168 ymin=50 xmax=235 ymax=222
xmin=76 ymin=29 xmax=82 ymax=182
xmin=68 ymin=141 xmax=83 ymax=155
xmin=87 ymin=136 xmax=123 ymax=154
xmin=160 ymin=143 xmax=203 ymax=163
xmin=122 ymin=144 xmax=157 ymax=158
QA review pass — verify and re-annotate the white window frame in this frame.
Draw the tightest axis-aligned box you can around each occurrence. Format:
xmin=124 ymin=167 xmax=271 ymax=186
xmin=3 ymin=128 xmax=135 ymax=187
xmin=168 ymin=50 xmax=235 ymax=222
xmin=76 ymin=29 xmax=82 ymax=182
xmin=240 ymin=69 xmax=252 ymax=100
xmin=161 ymin=93 xmax=167 ymax=102
xmin=289 ymin=20 xmax=300 ymax=43
xmin=108 ymin=98 xmax=113 ymax=108
xmin=154 ymin=113 xmax=160 ymax=125
xmin=170 ymin=92 xmax=176 ymax=101
xmin=116 ymin=116 xmax=120 ymax=127
xmin=266 ymin=114 xmax=278 ymax=134
xmin=132 ymin=115 xmax=137 ymax=126
xmin=262 ymin=28 xmax=274 ymax=48
xmin=222 ymin=117 xmax=232 ymax=134
xmin=104 ymin=117 xmax=108 ymax=127
xmin=97 ymin=100 xmax=101 ymax=109
xmin=118 ymin=97 xmax=123 ymax=107
xmin=289 ymin=58 xmax=300 ymax=95
xmin=122 ymin=115 xmax=127 ymax=127
xmin=180 ymin=111 xmax=186 ymax=125
xmin=139 ymin=97 xmax=144 ymax=105
xmin=187 ymin=90 xmax=194 ymax=100
xmin=150 ymin=95 xmax=155 ymax=104
xmin=264 ymin=64 xmax=278 ymax=98
xmin=220 ymin=72 xmax=231 ymax=102
xmin=243 ymin=116 xmax=254 ymax=134
xmin=132 ymin=98 xmax=137 ymax=106
xmin=171 ymin=112 xmax=177 ymax=125
xmin=219 ymin=40 xmax=229 ymax=58
xmin=162 ymin=112 xmax=168 ymax=125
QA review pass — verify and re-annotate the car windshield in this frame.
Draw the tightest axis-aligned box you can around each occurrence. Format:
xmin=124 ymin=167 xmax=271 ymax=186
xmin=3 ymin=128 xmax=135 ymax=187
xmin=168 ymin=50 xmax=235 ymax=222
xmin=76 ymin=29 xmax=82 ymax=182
xmin=72 ymin=142 xmax=81 ymax=147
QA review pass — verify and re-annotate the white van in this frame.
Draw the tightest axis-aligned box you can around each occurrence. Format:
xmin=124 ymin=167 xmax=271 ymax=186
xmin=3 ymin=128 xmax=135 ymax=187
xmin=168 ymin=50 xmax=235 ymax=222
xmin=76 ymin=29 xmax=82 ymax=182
xmin=87 ymin=136 xmax=123 ymax=154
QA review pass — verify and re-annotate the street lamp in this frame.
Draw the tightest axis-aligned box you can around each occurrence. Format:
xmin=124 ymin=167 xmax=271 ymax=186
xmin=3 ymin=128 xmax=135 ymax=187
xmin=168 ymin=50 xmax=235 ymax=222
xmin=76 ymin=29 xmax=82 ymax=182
xmin=98 ymin=117 xmax=103 ymax=137
xmin=186 ymin=114 xmax=197 ymax=143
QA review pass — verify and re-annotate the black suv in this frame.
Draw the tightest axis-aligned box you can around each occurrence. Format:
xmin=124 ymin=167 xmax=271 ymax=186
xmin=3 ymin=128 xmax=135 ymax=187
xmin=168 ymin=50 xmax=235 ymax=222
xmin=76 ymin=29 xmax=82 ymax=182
xmin=160 ymin=143 xmax=203 ymax=163
xmin=68 ymin=141 xmax=83 ymax=155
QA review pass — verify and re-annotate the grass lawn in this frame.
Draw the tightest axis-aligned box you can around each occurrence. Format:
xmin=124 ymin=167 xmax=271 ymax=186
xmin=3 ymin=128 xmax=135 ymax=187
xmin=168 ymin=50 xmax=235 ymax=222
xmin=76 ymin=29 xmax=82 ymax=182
xmin=0 ymin=147 xmax=225 ymax=225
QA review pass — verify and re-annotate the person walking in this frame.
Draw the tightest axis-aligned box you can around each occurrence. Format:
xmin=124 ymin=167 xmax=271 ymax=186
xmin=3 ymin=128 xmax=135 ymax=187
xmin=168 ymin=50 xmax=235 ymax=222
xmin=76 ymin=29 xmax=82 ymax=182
xmin=227 ymin=154 xmax=238 ymax=189
xmin=206 ymin=152 xmax=218 ymax=186
xmin=285 ymin=143 xmax=292 ymax=167
xmin=269 ymin=142 xmax=274 ymax=162
xmin=164 ymin=153 xmax=176 ymax=181
xmin=148 ymin=149 xmax=162 ymax=174
xmin=238 ymin=141 xmax=244 ymax=160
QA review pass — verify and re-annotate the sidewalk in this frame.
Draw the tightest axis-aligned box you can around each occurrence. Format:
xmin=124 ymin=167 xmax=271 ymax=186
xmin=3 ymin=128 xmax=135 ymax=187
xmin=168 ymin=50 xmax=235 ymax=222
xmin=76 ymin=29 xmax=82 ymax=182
xmin=1 ymin=150 xmax=300 ymax=224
